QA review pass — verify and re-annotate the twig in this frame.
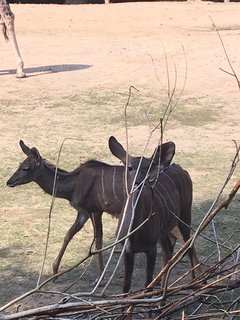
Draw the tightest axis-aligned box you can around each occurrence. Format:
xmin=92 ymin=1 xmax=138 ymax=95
xmin=37 ymin=137 xmax=69 ymax=285
xmin=0 ymin=296 xmax=163 ymax=320
xmin=183 ymin=309 xmax=240 ymax=320
xmin=210 ymin=16 xmax=240 ymax=90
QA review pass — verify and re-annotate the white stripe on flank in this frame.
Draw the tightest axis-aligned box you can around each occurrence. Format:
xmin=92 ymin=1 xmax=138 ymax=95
xmin=112 ymin=167 xmax=118 ymax=200
xmin=101 ymin=168 xmax=106 ymax=201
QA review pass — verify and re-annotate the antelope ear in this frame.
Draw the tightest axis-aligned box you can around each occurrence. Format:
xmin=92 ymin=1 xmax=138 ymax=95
xmin=109 ymin=136 xmax=128 ymax=164
xmin=19 ymin=140 xmax=31 ymax=155
xmin=30 ymin=147 xmax=42 ymax=164
xmin=151 ymin=141 xmax=175 ymax=168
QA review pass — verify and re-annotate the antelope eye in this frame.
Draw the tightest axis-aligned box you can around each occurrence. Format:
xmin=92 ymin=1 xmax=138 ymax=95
xmin=22 ymin=166 xmax=30 ymax=171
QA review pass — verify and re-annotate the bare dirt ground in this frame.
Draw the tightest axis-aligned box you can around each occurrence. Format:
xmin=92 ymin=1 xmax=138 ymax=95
xmin=1 ymin=1 xmax=240 ymax=159
xmin=1 ymin=1 xmax=240 ymax=315
xmin=2 ymin=2 xmax=240 ymax=97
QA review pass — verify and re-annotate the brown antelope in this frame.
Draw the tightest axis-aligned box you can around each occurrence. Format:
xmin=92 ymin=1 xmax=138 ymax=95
xmin=109 ymin=137 xmax=202 ymax=293
xmin=6 ymin=139 xmax=174 ymax=288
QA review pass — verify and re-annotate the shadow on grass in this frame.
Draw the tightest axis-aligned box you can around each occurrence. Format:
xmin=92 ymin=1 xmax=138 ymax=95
xmin=192 ymin=195 xmax=240 ymax=256
xmin=0 ymin=245 xmax=41 ymax=306
xmin=0 ymin=64 xmax=91 ymax=78
xmin=0 ymin=195 xmax=239 ymax=310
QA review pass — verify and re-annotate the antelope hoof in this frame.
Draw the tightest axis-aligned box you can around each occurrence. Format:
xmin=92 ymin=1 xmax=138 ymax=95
xmin=92 ymin=276 xmax=106 ymax=287
xmin=52 ymin=270 xmax=59 ymax=283
xmin=16 ymin=71 xmax=26 ymax=79
xmin=52 ymin=263 xmax=61 ymax=282
xmin=52 ymin=264 xmax=59 ymax=276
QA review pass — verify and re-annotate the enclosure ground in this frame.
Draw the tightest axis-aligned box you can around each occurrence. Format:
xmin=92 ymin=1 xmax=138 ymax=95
xmin=0 ymin=1 xmax=240 ymax=315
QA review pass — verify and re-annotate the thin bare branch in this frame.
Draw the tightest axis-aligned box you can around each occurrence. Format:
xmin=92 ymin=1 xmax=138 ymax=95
xmin=210 ymin=16 xmax=240 ymax=90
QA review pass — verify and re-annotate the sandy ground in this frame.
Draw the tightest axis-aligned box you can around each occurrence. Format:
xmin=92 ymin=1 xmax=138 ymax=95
xmin=1 ymin=1 xmax=240 ymax=97
xmin=1 ymin=1 xmax=240 ymax=161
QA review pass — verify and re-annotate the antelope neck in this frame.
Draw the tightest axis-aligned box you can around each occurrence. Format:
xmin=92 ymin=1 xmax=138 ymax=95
xmin=36 ymin=162 xmax=76 ymax=200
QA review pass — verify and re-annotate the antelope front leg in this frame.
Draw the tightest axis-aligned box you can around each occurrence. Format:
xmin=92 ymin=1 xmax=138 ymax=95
xmin=9 ymin=28 xmax=26 ymax=78
xmin=90 ymin=212 xmax=104 ymax=280
xmin=52 ymin=211 xmax=89 ymax=275
xmin=4 ymin=14 xmax=26 ymax=78
xmin=123 ymin=251 xmax=135 ymax=294
xmin=145 ymin=246 xmax=157 ymax=289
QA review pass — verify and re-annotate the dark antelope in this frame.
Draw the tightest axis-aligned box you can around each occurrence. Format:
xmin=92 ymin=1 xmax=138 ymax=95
xmin=6 ymin=139 xmax=172 ymax=284
xmin=110 ymin=138 xmax=202 ymax=293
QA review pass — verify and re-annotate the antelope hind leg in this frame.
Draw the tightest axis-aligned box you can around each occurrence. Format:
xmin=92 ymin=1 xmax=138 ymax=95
xmin=171 ymin=225 xmax=204 ymax=280
xmin=52 ymin=211 xmax=89 ymax=275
